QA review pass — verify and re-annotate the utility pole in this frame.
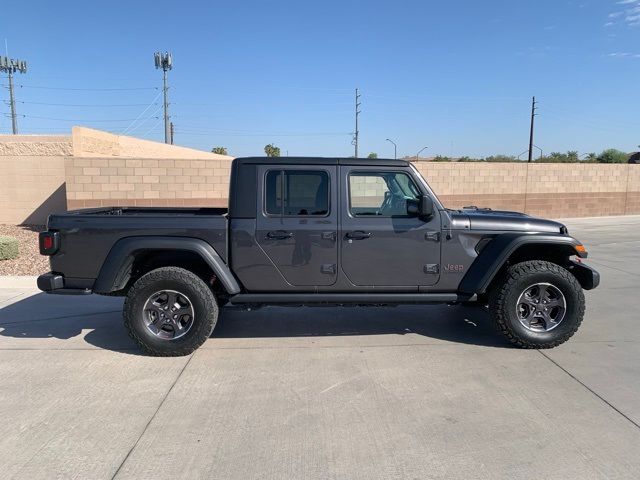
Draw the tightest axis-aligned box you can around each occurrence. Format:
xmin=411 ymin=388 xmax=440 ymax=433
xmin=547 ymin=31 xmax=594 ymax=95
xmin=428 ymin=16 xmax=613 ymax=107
xmin=353 ymin=88 xmax=361 ymax=158
xmin=0 ymin=55 xmax=27 ymax=134
xmin=528 ymin=96 xmax=537 ymax=163
xmin=154 ymin=51 xmax=173 ymax=144
xmin=170 ymin=121 xmax=174 ymax=145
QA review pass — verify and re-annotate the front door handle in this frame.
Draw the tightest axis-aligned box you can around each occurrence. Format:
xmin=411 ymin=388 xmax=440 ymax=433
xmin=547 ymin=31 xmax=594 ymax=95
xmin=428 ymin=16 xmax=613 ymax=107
xmin=346 ymin=231 xmax=372 ymax=240
xmin=266 ymin=230 xmax=293 ymax=240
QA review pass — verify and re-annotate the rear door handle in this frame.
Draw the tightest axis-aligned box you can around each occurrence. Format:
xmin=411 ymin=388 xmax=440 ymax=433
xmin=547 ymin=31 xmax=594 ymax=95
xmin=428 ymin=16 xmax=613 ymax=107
xmin=346 ymin=231 xmax=372 ymax=240
xmin=266 ymin=230 xmax=293 ymax=240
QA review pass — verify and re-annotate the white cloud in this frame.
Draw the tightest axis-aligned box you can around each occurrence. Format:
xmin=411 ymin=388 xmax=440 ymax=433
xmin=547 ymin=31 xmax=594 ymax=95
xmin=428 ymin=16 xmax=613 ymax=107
xmin=607 ymin=52 xmax=640 ymax=58
xmin=607 ymin=0 xmax=640 ymax=26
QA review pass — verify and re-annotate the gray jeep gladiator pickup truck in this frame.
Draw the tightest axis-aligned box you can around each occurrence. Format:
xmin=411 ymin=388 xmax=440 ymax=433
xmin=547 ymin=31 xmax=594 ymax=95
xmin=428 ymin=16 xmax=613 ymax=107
xmin=37 ymin=157 xmax=599 ymax=356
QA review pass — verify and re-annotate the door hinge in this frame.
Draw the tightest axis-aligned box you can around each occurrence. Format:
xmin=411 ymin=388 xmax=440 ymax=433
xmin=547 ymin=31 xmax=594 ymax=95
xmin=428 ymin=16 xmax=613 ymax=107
xmin=425 ymin=231 xmax=440 ymax=242
xmin=321 ymin=264 xmax=337 ymax=274
xmin=423 ymin=264 xmax=440 ymax=274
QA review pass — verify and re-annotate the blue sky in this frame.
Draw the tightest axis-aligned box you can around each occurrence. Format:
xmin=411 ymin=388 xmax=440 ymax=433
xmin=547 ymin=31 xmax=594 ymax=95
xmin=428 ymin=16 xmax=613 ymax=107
xmin=2 ymin=0 xmax=639 ymax=158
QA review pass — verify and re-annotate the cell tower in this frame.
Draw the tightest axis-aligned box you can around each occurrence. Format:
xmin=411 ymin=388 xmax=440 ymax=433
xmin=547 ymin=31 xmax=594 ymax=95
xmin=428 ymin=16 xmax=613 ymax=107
xmin=0 ymin=55 xmax=28 ymax=134
xmin=154 ymin=51 xmax=173 ymax=144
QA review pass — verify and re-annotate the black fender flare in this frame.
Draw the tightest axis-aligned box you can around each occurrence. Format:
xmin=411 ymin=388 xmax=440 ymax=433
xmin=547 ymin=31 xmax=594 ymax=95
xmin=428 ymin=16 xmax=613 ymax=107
xmin=93 ymin=236 xmax=241 ymax=294
xmin=458 ymin=233 xmax=585 ymax=294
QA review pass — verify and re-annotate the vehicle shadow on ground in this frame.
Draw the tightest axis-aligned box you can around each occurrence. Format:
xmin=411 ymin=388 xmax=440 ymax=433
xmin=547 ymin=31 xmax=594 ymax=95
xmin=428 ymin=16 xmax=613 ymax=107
xmin=215 ymin=304 xmax=511 ymax=348
xmin=0 ymin=293 xmax=511 ymax=353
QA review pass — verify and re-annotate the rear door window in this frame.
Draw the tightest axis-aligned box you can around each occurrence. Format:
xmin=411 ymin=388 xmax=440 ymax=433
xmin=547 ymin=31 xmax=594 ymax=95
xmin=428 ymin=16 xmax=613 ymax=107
xmin=265 ymin=170 xmax=329 ymax=216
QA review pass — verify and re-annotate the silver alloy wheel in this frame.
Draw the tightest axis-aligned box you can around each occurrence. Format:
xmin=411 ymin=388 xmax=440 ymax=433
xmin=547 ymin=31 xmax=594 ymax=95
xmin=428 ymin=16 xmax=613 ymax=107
xmin=516 ymin=282 xmax=566 ymax=332
xmin=142 ymin=290 xmax=195 ymax=340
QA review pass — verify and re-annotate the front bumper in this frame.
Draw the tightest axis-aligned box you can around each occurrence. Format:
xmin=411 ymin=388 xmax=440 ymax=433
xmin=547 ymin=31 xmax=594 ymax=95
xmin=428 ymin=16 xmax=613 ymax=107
xmin=37 ymin=273 xmax=92 ymax=295
xmin=567 ymin=261 xmax=600 ymax=290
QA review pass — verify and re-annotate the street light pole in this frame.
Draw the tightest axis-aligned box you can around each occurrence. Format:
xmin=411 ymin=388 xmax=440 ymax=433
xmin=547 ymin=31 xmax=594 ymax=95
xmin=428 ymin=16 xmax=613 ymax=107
xmin=385 ymin=138 xmax=397 ymax=159
xmin=416 ymin=146 xmax=428 ymax=161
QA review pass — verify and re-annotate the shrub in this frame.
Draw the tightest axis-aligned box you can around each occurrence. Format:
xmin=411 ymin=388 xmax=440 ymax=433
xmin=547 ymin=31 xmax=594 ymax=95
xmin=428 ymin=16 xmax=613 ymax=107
xmin=484 ymin=155 xmax=518 ymax=163
xmin=0 ymin=236 xmax=19 ymax=261
xmin=432 ymin=155 xmax=452 ymax=162
xmin=597 ymin=149 xmax=629 ymax=163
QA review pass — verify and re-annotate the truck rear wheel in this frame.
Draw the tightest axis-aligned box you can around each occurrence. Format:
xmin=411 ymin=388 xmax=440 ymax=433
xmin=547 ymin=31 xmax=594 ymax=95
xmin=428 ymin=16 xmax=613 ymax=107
xmin=123 ymin=267 xmax=218 ymax=356
xmin=489 ymin=260 xmax=584 ymax=348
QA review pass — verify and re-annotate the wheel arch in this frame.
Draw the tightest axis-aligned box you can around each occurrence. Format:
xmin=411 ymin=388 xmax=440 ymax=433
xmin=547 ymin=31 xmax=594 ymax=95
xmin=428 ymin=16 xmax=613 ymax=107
xmin=93 ymin=236 xmax=241 ymax=295
xmin=459 ymin=233 xmax=586 ymax=295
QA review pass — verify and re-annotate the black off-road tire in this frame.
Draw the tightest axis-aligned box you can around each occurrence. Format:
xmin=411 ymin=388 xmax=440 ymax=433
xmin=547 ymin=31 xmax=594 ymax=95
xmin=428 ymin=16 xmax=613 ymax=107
xmin=489 ymin=260 xmax=585 ymax=348
xmin=124 ymin=267 xmax=218 ymax=356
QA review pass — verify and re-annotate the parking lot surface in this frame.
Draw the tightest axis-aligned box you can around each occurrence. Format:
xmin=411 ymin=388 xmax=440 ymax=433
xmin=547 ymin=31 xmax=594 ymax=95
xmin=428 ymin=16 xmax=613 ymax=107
xmin=1 ymin=216 xmax=639 ymax=479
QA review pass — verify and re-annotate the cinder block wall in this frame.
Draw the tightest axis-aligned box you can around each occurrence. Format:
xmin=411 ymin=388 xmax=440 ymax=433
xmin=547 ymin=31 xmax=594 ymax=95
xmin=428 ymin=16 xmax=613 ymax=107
xmin=412 ymin=162 xmax=640 ymax=217
xmin=0 ymin=135 xmax=70 ymax=224
xmin=64 ymin=158 xmax=640 ymax=218
xmin=65 ymin=157 xmax=232 ymax=209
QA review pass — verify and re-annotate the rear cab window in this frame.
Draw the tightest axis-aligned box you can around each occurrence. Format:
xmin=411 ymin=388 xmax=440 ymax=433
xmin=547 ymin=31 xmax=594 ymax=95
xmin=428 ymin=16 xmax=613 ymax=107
xmin=264 ymin=170 xmax=330 ymax=216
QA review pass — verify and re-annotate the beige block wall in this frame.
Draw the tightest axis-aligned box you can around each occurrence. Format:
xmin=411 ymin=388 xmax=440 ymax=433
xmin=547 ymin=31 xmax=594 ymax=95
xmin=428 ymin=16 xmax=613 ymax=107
xmin=71 ymin=127 xmax=233 ymax=161
xmin=0 ymin=134 xmax=70 ymax=224
xmin=64 ymin=159 xmax=640 ymax=218
xmin=65 ymin=157 xmax=232 ymax=209
xmin=0 ymin=155 xmax=67 ymax=224
xmin=413 ymin=162 xmax=639 ymax=217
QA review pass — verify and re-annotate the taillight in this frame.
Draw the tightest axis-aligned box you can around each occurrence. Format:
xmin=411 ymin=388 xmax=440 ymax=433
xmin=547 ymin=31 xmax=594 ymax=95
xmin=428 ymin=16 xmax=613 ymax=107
xmin=39 ymin=231 xmax=60 ymax=255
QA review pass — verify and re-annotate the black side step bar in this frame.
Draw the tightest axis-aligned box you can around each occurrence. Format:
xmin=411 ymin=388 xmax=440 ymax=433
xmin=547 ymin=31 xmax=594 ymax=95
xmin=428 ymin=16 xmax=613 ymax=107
xmin=228 ymin=293 xmax=476 ymax=305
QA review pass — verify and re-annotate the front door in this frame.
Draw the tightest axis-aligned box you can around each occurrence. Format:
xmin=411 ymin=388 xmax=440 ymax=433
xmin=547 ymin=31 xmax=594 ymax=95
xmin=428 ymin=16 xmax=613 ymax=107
xmin=339 ymin=166 xmax=441 ymax=287
xmin=256 ymin=165 xmax=338 ymax=286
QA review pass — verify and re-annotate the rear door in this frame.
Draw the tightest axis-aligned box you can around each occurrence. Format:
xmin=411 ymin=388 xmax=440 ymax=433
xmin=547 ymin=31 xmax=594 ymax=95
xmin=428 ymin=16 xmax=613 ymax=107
xmin=339 ymin=166 xmax=441 ymax=287
xmin=255 ymin=165 xmax=338 ymax=286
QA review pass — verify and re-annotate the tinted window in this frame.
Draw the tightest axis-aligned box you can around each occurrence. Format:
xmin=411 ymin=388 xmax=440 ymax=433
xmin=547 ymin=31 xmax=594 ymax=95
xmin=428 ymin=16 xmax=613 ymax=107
xmin=349 ymin=171 xmax=419 ymax=217
xmin=265 ymin=170 xmax=329 ymax=216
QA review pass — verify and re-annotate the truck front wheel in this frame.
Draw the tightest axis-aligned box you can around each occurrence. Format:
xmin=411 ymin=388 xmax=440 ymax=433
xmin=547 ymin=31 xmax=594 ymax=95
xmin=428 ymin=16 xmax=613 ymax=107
xmin=123 ymin=267 xmax=218 ymax=356
xmin=489 ymin=260 xmax=585 ymax=348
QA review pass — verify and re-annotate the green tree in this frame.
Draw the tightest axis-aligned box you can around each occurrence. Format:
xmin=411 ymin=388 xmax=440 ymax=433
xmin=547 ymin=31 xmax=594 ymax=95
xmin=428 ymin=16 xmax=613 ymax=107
xmin=211 ymin=146 xmax=228 ymax=155
xmin=432 ymin=155 xmax=452 ymax=162
xmin=367 ymin=152 xmax=378 ymax=159
xmin=264 ymin=144 xmax=281 ymax=157
xmin=597 ymin=149 xmax=628 ymax=163
xmin=583 ymin=153 xmax=597 ymax=163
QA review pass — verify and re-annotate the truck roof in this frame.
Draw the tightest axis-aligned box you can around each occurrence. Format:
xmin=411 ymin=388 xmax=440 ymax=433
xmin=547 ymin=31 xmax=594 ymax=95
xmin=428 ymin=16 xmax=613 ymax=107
xmin=233 ymin=157 xmax=410 ymax=167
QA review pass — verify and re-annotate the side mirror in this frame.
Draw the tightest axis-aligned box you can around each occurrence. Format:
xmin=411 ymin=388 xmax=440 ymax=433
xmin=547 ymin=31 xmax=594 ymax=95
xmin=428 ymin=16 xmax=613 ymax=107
xmin=407 ymin=195 xmax=434 ymax=218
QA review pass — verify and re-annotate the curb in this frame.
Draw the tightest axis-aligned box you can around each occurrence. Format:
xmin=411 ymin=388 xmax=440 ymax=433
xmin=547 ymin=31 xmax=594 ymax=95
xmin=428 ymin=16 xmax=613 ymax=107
xmin=0 ymin=276 xmax=38 ymax=289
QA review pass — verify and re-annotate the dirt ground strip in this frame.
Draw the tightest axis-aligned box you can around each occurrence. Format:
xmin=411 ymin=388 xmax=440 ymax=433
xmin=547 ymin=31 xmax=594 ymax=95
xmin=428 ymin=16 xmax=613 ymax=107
xmin=0 ymin=225 xmax=48 ymax=276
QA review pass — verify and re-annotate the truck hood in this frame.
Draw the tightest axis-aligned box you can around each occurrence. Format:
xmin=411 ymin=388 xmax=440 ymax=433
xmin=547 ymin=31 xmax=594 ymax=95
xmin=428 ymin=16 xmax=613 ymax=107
xmin=450 ymin=207 xmax=566 ymax=233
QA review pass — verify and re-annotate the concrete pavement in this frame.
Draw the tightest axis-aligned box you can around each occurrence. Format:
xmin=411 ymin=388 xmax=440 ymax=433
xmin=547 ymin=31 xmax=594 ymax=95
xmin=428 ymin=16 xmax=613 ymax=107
xmin=1 ymin=216 xmax=639 ymax=479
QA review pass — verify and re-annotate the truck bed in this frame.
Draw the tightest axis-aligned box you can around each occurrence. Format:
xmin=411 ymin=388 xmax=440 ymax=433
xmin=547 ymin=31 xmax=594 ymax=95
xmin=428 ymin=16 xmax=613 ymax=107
xmin=47 ymin=207 xmax=229 ymax=287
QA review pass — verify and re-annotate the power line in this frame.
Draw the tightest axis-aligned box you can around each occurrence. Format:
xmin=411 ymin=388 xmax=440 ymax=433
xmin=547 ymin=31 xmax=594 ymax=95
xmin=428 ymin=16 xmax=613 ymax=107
xmin=121 ymin=90 xmax=164 ymax=134
xmin=9 ymin=84 xmax=158 ymax=91
xmin=14 ymin=100 xmax=158 ymax=107
xmin=15 ymin=114 xmax=151 ymax=122
xmin=175 ymin=129 xmax=350 ymax=137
